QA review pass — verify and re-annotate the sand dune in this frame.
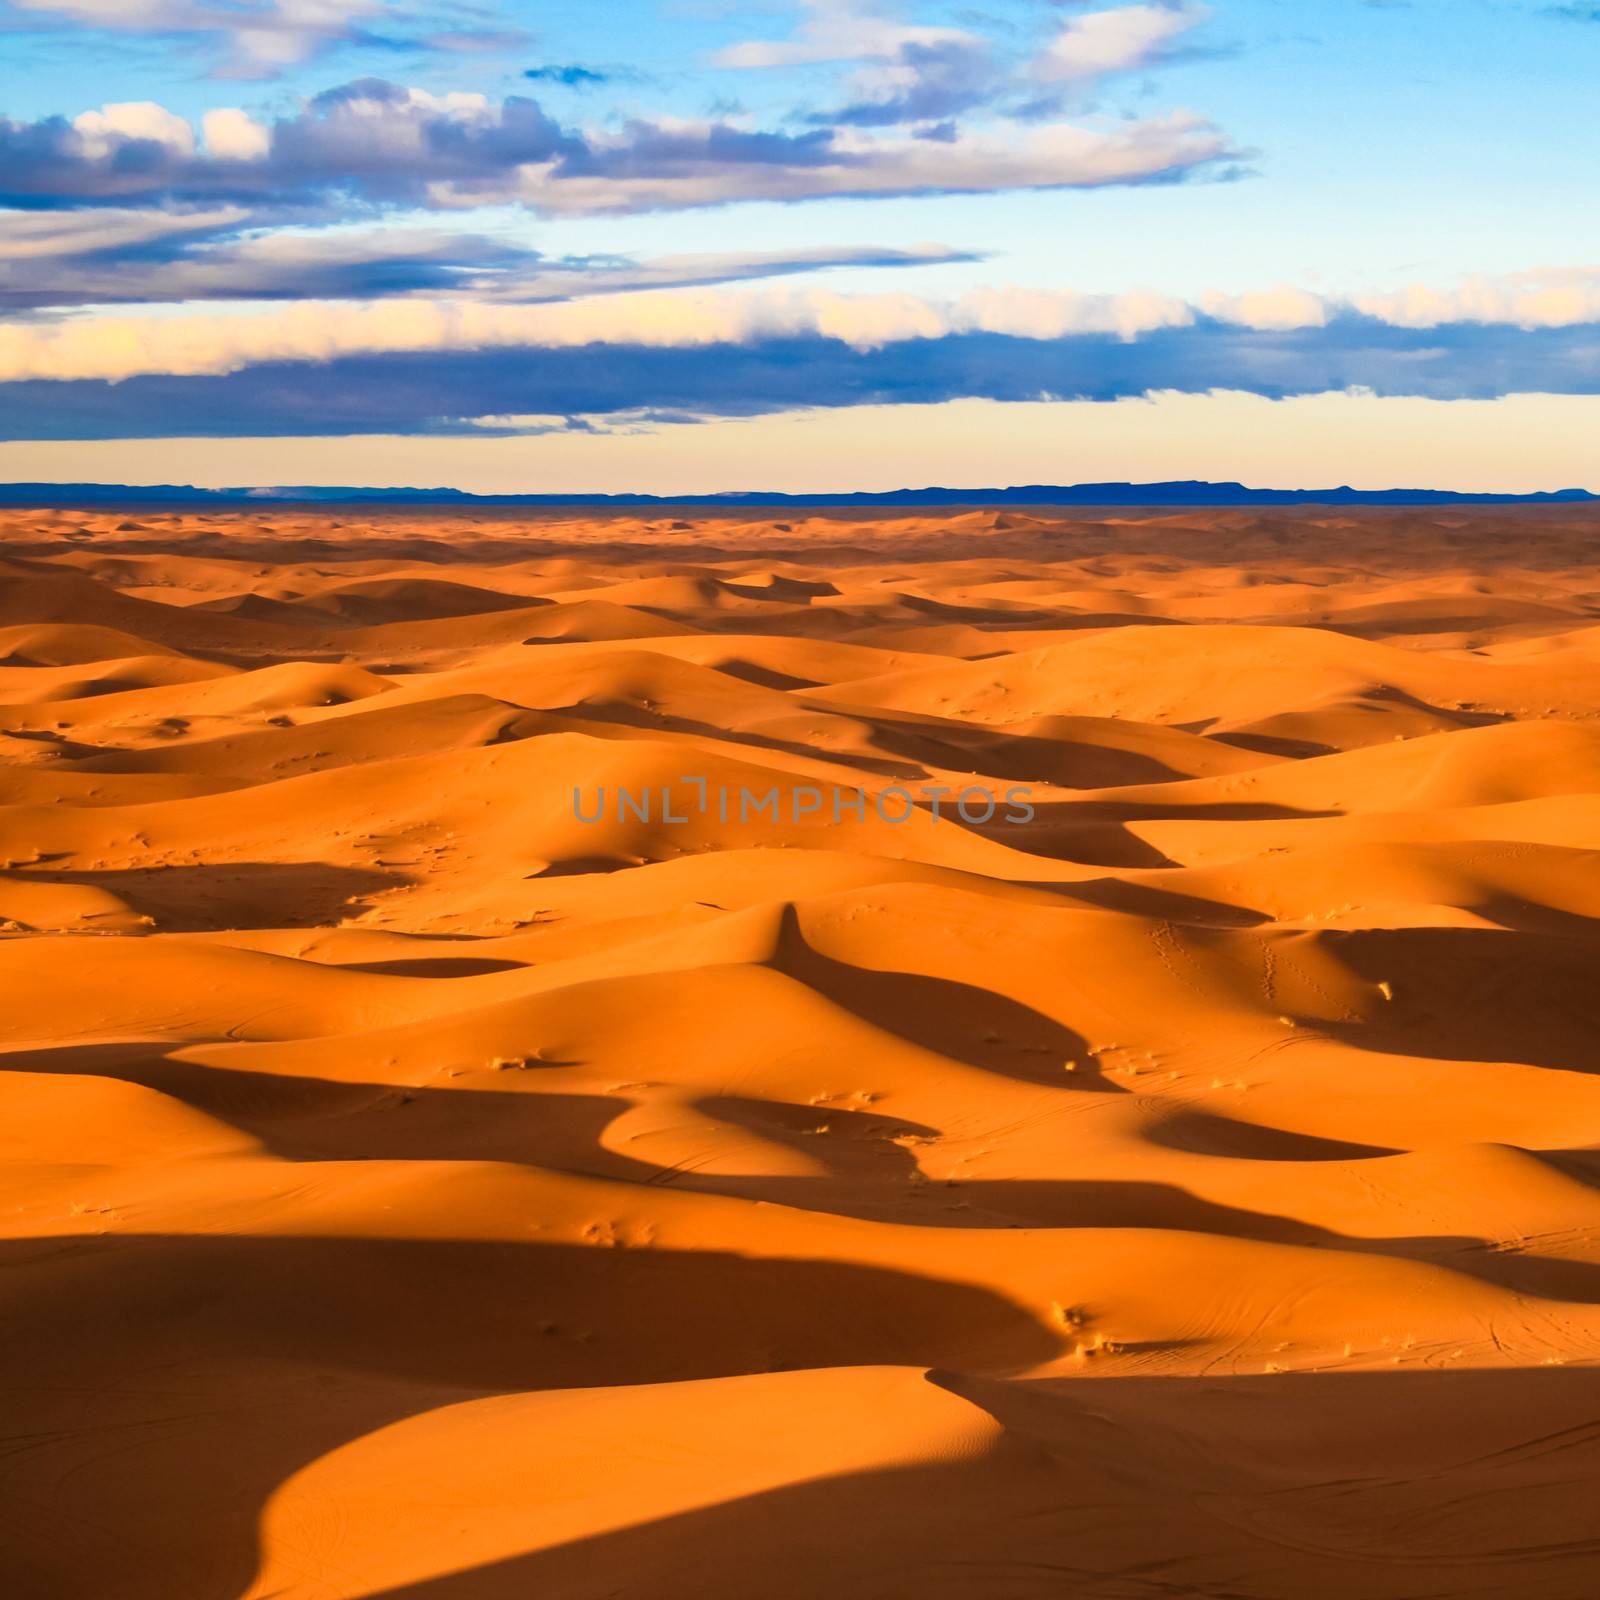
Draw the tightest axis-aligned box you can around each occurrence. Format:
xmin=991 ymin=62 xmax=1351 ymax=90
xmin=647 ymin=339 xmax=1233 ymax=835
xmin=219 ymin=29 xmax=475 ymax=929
xmin=2 ymin=504 xmax=1599 ymax=1599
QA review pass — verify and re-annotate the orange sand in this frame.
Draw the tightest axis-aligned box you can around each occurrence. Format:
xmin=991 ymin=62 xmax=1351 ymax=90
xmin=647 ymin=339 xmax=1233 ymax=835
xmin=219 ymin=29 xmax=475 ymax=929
xmin=2 ymin=504 xmax=1599 ymax=1599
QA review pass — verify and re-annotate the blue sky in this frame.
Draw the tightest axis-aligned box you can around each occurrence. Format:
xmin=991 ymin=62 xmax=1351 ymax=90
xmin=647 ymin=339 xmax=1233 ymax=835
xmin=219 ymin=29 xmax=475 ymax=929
xmin=2 ymin=0 xmax=1598 ymax=490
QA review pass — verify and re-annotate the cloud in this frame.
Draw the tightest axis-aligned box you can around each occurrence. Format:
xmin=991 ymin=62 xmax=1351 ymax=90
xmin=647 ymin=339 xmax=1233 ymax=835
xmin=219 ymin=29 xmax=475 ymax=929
xmin=0 ymin=205 xmax=248 ymax=263
xmin=1199 ymin=285 xmax=1329 ymax=330
xmin=474 ymin=111 xmax=1233 ymax=213
xmin=4 ymin=275 xmax=1599 ymax=385
xmin=1354 ymin=268 xmax=1600 ymax=329
xmin=723 ymin=2 xmax=1209 ymax=128
xmin=202 ymin=108 xmax=272 ymax=161
xmin=0 ymin=283 xmax=1195 ymax=385
xmin=458 ymin=407 xmax=715 ymax=436
xmin=711 ymin=0 xmax=972 ymax=72
xmin=814 ymin=37 xmax=1003 ymax=127
xmin=524 ymin=65 xmax=612 ymax=88
xmin=71 ymin=101 xmax=196 ymax=160
xmin=0 ymin=81 xmax=1236 ymax=213
xmin=427 ymin=29 xmax=532 ymax=55
xmin=0 ymin=226 xmax=977 ymax=310
xmin=5 ymin=319 xmax=1600 ymax=442
xmin=0 ymin=223 xmax=535 ymax=309
xmin=1035 ymin=3 xmax=1211 ymax=83
xmin=4 ymin=0 xmax=393 ymax=77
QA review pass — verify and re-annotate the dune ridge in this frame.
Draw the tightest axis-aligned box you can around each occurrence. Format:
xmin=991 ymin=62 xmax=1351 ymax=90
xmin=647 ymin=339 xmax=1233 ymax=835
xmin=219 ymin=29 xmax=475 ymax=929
xmin=2 ymin=504 xmax=1599 ymax=1599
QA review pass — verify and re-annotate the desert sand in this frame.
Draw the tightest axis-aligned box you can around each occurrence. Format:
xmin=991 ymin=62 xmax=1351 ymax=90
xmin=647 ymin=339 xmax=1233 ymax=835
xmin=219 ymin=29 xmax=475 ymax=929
xmin=2 ymin=503 xmax=1600 ymax=1599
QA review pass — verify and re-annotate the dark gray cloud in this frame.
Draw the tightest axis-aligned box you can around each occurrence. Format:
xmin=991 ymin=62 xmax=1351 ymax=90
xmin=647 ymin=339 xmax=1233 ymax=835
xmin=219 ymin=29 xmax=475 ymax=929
xmin=3 ymin=316 xmax=1596 ymax=440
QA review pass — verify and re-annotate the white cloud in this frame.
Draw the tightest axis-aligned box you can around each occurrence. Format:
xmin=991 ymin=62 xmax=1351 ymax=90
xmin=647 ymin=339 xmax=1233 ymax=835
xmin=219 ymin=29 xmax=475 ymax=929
xmin=1355 ymin=269 xmax=1600 ymax=329
xmin=1035 ymin=3 xmax=1210 ymax=83
xmin=953 ymin=284 xmax=1194 ymax=340
xmin=1200 ymin=286 xmax=1328 ymax=330
xmin=201 ymin=108 xmax=270 ymax=161
xmin=71 ymin=101 xmax=195 ymax=160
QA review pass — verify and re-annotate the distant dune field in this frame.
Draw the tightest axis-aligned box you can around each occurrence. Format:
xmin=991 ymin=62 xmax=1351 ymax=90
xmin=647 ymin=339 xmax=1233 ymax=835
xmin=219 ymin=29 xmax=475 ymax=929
xmin=3 ymin=504 xmax=1600 ymax=1600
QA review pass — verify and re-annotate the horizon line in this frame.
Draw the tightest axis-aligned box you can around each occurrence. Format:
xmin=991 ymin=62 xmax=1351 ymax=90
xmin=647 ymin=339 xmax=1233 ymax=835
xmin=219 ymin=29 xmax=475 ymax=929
xmin=3 ymin=478 xmax=1598 ymax=511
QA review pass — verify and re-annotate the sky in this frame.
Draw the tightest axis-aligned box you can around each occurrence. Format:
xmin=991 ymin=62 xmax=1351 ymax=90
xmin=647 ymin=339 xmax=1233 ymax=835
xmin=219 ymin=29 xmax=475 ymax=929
xmin=1 ymin=0 xmax=1598 ymax=492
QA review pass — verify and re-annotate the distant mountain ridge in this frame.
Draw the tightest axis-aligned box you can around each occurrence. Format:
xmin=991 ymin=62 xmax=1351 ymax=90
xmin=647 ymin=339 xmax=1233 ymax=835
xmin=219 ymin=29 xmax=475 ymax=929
xmin=2 ymin=480 xmax=1596 ymax=509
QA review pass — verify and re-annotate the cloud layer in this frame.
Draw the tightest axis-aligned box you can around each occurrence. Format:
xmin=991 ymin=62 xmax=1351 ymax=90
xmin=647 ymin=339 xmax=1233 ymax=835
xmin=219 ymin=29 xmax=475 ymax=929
xmin=0 ymin=80 xmax=1235 ymax=214
xmin=6 ymin=275 xmax=1599 ymax=385
xmin=8 ymin=318 xmax=1600 ymax=444
xmin=3 ymin=278 xmax=1598 ymax=443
